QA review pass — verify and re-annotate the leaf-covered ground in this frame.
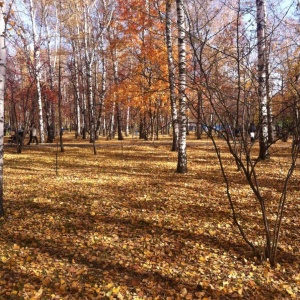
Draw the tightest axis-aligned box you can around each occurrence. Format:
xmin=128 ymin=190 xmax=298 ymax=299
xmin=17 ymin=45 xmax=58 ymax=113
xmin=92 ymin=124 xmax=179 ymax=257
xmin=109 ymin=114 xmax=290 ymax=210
xmin=0 ymin=133 xmax=299 ymax=299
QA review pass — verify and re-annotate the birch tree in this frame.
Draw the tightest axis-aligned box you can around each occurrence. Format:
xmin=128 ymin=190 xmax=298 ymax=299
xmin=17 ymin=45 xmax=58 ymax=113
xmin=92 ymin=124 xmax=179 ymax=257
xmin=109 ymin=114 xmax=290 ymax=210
xmin=0 ymin=0 xmax=5 ymax=217
xmin=165 ymin=0 xmax=178 ymax=151
xmin=96 ymin=34 xmax=106 ymax=138
xmin=106 ymin=24 xmax=117 ymax=140
xmin=176 ymin=0 xmax=187 ymax=173
xmin=44 ymin=2 xmax=58 ymax=142
xmin=112 ymin=51 xmax=124 ymax=141
xmin=83 ymin=3 xmax=96 ymax=145
xmin=95 ymin=0 xmax=114 ymax=139
xmin=73 ymin=60 xmax=82 ymax=139
xmin=68 ymin=3 xmax=85 ymax=139
xmin=29 ymin=0 xmax=45 ymax=143
xmin=256 ymin=0 xmax=269 ymax=159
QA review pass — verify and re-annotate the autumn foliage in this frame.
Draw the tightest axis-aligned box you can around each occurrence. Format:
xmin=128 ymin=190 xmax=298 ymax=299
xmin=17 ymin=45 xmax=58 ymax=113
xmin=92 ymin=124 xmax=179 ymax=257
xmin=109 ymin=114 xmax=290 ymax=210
xmin=0 ymin=1 xmax=299 ymax=297
xmin=0 ymin=133 xmax=299 ymax=299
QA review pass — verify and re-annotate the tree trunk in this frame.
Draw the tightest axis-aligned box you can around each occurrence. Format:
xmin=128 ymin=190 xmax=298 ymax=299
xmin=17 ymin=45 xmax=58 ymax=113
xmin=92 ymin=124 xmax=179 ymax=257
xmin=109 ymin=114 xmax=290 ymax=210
xmin=256 ymin=0 xmax=269 ymax=159
xmin=111 ymin=48 xmax=123 ymax=141
xmin=96 ymin=36 xmax=106 ymax=139
xmin=83 ymin=4 xmax=96 ymax=145
xmin=87 ymin=60 xmax=95 ymax=144
xmin=117 ymin=103 xmax=123 ymax=140
xmin=102 ymin=114 xmax=106 ymax=137
xmin=166 ymin=0 xmax=179 ymax=151
xmin=125 ymin=104 xmax=130 ymax=137
xmin=58 ymin=38 xmax=64 ymax=153
xmin=196 ymin=90 xmax=203 ymax=139
xmin=107 ymin=103 xmax=115 ymax=140
xmin=0 ymin=2 xmax=6 ymax=217
xmin=82 ymin=91 xmax=87 ymax=140
xmin=45 ymin=16 xmax=56 ymax=143
xmin=29 ymin=0 xmax=45 ymax=143
xmin=266 ymin=45 xmax=273 ymax=144
xmin=176 ymin=0 xmax=188 ymax=173
xmin=74 ymin=56 xmax=81 ymax=139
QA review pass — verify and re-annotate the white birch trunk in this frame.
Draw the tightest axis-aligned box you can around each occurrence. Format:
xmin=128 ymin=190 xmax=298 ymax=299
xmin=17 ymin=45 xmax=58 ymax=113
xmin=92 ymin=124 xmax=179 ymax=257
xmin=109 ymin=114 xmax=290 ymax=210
xmin=176 ymin=0 xmax=187 ymax=173
xmin=29 ymin=0 xmax=45 ymax=143
xmin=74 ymin=56 xmax=81 ymax=137
xmin=45 ymin=13 xmax=57 ymax=142
xmin=83 ymin=4 xmax=95 ymax=143
xmin=98 ymin=39 xmax=106 ymax=136
xmin=113 ymin=54 xmax=123 ymax=140
xmin=108 ymin=48 xmax=118 ymax=140
xmin=125 ymin=104 xmax=130 ymax=137
xmin=108 ymin=102 xmax=115 ymax=140
xmin=73 ymin=20 xmax=82 ymax=137
xmin=256 ymin=0 xmax=269 ymax=159
xmin=82 ymin=90 xmax=87 ymax=139
xmin=166 ymin=0 xmax=179 ymax=151
xmin=45 ymin=17 xmax=54 ymax=90
xmin=0 ymin=1 xmax=5 ymax=216
xmin=103 ymin=113 xmax=106 ymax=137
xmin=86 ymin=59 xmax=95 ymax=142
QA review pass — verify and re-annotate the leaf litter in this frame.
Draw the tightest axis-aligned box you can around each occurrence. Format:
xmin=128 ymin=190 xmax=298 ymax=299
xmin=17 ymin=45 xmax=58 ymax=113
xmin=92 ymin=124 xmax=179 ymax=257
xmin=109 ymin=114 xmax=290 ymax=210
xmin=0 ymin=135 xmax=299 ymax=299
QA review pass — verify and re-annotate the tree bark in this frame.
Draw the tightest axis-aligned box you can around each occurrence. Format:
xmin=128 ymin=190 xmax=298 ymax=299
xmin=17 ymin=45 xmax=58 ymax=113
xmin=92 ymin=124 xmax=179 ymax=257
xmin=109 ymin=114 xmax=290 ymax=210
xmin=0 ymin=1 xmax=6 ymax=217
xmin=116 ymin=103 xmax=123 ymax=140
xmin=58 ymin=14 xmax=64 ymax=153
xmin=176 ymin=0 xmax=188 ymax=173
xmin=29 ymin=0 xmax=45 ymax=143
xmin=256 ymin=0 xmax=269 ymax=159
xmin=74 ymin=55 xmax=82 ymax=138
xmin=125 ymin=104 xmax=130 ymax=137
xmin=196 ymin=89 xmax=203 ymax=139
xmin=96 ymin=35 xmax=106 ymax=139
xmin=112 ymin=49 xmax=123 ymax=141
xmin=83 ymin=4 xmax=96 ymax=144
xmin=166 ymin=0 xmax=179 ymax=151
xmin=45 ymin=13 xmax=56 ymax=142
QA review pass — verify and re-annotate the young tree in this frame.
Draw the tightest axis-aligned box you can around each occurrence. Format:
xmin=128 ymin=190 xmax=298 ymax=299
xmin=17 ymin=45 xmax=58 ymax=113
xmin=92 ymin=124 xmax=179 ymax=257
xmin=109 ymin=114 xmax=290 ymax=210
xmin=186 ymin=0 xmax=300 ymax=266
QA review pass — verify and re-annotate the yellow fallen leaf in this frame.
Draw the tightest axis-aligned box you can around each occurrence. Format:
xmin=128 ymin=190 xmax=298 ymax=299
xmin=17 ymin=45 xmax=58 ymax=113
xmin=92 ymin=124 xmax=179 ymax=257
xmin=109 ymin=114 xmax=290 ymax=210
xmin=59 ymin=284 xmax=67 ymax=292
xmin=106 ymin=282 xmax=114 ymax=289
xmin=42 ymin=277 xmax=51 ymax=286
xmin=26 ymin=255 xmax=33 ymax=262
xmin=209 ymin=230 xmax=216 ymax=236
xmin=31 ymin=286 xmax=43 ymax=300
xmin=248 ymin=280 xmax=256 ymax=287
xmin=13 ymin=244 xmax=20 ymax=250
xmin=117 ymin=292 xmax=124 ymax=300
xmin=112 ymin=286 xmax=120 ymax=294
xmin=76 ymin=269 xmax=85 ymax=275
xmin=71 ymin=281 xmax=79 ymax=289
xmin=285 ymin=285 xmax=295 ymax=297
xmin=1 ymin=256 xmax=8 ymax=263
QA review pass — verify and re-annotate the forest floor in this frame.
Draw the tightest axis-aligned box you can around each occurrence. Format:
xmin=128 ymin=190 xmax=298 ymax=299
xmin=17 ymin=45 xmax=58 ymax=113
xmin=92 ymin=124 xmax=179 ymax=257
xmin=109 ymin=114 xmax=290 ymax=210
xmin=0 ymin=132 xmax=299 ymax=299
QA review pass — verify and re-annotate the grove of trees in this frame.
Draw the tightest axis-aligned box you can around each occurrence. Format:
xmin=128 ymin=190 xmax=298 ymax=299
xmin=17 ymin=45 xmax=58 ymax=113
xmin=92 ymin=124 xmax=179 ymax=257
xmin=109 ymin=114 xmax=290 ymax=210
xmin=0 ymin=0 xmax=299 ymax=265
xmin=2 ymin=0 xmax=299 ymax=152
